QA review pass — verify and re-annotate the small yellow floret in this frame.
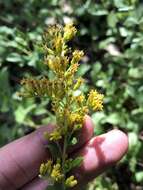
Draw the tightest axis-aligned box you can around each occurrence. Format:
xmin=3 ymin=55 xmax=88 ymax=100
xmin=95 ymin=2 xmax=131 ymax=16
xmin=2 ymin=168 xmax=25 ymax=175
xmin=54 ymin=35 xmax=63 ymax=53
xmin=49 ymin=129 xmax=62 ymax=141
xmin=64 ymin=23 xmax=77 ymax=41
xmin=71 ymin=50 xmax=84 ymax=64
xmin=87 ymin=90 xmax=104 ymax=111
xmin=69 ymin=113 xmax=83 ymax=125
xmin=51 ymin=163 xmax=63 ymax=181
xmin=76 ymin=94 xmax=85 ymax=104
xmin=65 ymin=175 xmax=78 ymax=187
xmin=65 ymin=63 xmax=79 ymax=79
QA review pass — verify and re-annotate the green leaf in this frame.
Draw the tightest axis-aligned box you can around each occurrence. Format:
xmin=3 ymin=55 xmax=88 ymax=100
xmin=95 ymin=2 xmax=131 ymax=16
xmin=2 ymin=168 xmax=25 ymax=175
xmin=135 ymin=172 xmax=143 ymax=183
xmin=76 ymin=63 xmax=90 ymax=77
xmin=118 ymin=6 xmax=134 ymax=12
xmin=92 ymin=112 xmax=106 ymax=134
xmin=119 ymin=27 xmax=129 ymax=37
xmin=64 ymin=156 xmax=83 ymax=173
xmin=128 ymin=68 xmax=143 ymax=79
xmin=71 ymin=157 xmax=83 ymax=168
xmin=14 ymin=104 xmax=36 ymax=124
xmin=105 ymin=113 xmax=121 ymax=125
xmin=0 ymin=26 xmax=14 ymax=35
xmin=0 ymin=67 xmax=12 ymax=112
xmin=107 ymin=12 xmax=118 ymax=28
xmin=128 ymin=132 xmax=138 ymax=151
xmin=88 ymin=5 xmax=108 ymax=16
xmin=6 ymin=53 xmax=24 ymax=63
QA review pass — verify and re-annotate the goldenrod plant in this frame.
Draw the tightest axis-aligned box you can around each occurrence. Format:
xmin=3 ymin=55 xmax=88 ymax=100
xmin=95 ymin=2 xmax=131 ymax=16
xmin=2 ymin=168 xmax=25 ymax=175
xmin=19 ymin=23 xmax=104 ymax=190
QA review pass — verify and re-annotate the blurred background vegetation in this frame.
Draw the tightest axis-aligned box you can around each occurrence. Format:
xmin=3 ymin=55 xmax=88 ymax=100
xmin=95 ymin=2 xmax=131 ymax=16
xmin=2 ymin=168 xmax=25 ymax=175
xmin=0 ymin=0 xmax=143 ymax=189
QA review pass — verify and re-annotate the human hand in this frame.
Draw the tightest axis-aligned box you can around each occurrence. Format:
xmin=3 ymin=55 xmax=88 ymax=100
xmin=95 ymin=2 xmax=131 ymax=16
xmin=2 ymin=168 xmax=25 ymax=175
xmin=0 ymin=116 xmax=128 ymax=190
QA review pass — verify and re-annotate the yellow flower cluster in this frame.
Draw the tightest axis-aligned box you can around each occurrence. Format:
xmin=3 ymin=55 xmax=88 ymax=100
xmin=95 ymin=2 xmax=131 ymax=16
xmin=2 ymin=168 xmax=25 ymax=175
xmin=40 ymin=160 xmax=78 ymax=188
xmin=20 ymin=77 xmax=50 ymax=97
xmin=46 ymin=55 xmax=69 ymax=77
xmin=87 ymin=89 xmax=104 ymax=111
xmin=40 ymin=161 xmax=63 ymax=182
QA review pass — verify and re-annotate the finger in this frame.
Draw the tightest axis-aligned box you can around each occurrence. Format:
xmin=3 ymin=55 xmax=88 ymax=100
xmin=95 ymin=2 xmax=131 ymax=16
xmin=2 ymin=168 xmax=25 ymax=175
xmin=21 ymin=129 xmax=128 ymax=190
xmin=0 ymin=116 xmax=93 ymax=190
xmin=21 ymin=178 xmax=48 ymax=190
xmin=73 ymin=129 xmax=128 ymax=189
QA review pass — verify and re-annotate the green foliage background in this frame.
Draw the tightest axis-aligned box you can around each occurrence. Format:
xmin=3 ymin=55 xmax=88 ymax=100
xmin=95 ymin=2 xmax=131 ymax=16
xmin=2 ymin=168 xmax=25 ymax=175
xmin=0 ymin=0 xmax=143 ymax=189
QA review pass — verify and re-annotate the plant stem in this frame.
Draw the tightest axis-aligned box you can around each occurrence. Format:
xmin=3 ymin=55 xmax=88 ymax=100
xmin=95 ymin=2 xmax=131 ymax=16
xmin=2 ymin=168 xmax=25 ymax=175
xmin=61 ymin=134 xmax=67 ymax=190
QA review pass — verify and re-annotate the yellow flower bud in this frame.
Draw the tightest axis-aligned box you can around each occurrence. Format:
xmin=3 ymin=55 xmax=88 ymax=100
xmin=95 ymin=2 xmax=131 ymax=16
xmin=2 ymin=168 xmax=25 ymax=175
xmin=53 ymin=35 xmax=63 ymax=54
xmin=39 ymin=163 xmax=46 ymax=176
xmin=71 ymin=50 xmax=84 ymax=64
xmin=65 ymin=175 xmax=78 ymax=187
xmin=63 ymin=23 xmax=77 ymax=41
xmin=73 ymin=78 xmax=84 ymax=90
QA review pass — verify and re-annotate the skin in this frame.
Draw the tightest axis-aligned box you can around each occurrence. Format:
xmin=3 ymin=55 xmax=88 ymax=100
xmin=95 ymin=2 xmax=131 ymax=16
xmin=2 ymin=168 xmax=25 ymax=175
xmin=0 ymin=116 xmax=128 ymax=190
